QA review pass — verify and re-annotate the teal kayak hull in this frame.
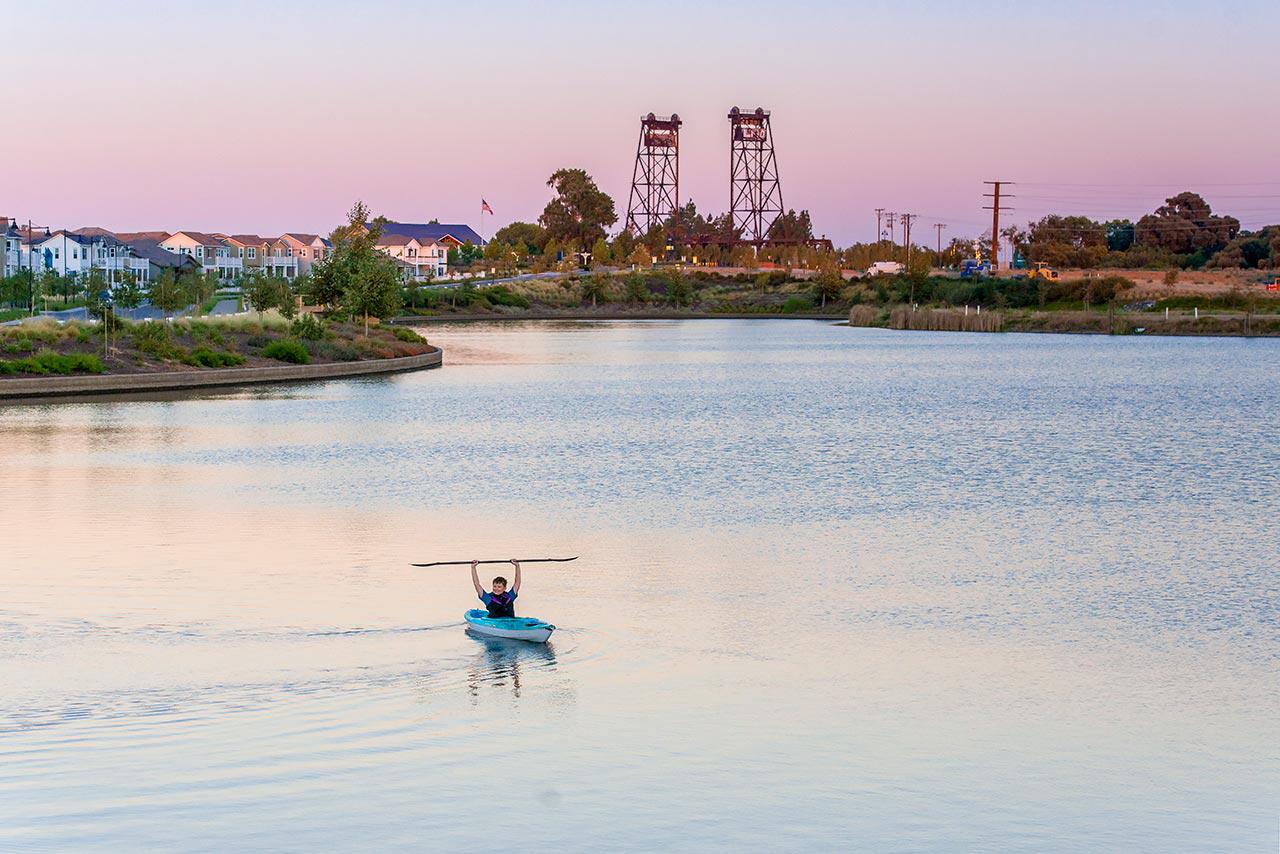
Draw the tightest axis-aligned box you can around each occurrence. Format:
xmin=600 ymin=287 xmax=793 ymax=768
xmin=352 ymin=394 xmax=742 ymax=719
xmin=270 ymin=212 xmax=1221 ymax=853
xmin=464 ymin=609 xmax=555 ymax=643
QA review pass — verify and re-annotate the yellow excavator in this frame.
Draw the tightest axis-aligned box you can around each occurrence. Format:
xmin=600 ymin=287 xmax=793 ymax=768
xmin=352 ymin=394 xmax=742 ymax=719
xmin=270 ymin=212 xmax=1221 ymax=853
xmin=1028 ymin=262 xmax=1060 ymax=282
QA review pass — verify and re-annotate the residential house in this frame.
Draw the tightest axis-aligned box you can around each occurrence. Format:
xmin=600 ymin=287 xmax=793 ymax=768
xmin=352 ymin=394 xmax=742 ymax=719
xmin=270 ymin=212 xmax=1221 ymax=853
xmin=160 ymin=231 xmax=242 ymax=279
xmin=1 ymin=218 xmax=21 ymax=277
xmin=263 ymin=237 xmax=298 ymax=279
xmin=224 ymin=235 xmax=270 ymax=275
xmin=29 ymin=230 xmax=147 ymax=284
xmin=376 ymin=223 xmax=482 ymax=279
xmin=374 ymin=233 xmax=450 ymax=281
xmin=124 ymin=239 xmax=202 ymax=282
xmin=279 ymin=233 xmax=331 ymax=276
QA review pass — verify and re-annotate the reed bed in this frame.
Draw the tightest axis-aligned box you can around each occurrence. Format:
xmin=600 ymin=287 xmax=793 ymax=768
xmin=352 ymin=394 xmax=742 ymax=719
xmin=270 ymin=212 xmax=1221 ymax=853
xmin=889 ymin=306 xmax=1003 ymax=332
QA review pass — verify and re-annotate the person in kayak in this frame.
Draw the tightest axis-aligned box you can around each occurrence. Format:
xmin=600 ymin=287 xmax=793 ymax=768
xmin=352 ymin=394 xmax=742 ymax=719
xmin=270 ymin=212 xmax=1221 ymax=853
xmin=472 ymin=559 xmax=521 ymax=618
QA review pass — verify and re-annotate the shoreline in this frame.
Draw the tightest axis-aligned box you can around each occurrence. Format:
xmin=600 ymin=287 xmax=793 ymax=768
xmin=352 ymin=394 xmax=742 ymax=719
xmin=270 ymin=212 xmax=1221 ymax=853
xmin=390 ymin=310 xmax=847 ymax=324
xmin=0 ymin=348 xmax=442 ymax=402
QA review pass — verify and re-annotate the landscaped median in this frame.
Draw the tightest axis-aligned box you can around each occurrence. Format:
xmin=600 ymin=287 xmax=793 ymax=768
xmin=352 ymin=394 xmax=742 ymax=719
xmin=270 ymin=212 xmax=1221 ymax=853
xmin=0 ymin=314 xmax=440 ymax=400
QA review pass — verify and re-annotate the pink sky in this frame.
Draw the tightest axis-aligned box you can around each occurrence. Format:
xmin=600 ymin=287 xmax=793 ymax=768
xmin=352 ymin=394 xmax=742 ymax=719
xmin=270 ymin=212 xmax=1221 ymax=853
xmin=3 ymin=0 xmax=1277 ymax=244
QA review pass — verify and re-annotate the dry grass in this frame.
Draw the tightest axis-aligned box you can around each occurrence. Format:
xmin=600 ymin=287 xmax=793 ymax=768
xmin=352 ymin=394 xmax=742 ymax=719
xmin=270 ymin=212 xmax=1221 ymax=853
xmin=848 ymin=305 xmax=879 ymax=326
xmin=889 ymin=306 xmax=1002 ymax=332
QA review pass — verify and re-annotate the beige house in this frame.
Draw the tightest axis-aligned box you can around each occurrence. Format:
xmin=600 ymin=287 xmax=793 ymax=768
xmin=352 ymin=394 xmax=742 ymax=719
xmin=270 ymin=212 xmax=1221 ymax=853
xmin=160 ymin=231 xmax=241 ymax=278
xmin=224 ymin=235 xmax=270 ymax=274
xmin=279 ymin=233 xmax=331 ymax=276
xmin=374 ymin=233 xmax=450 ymax=281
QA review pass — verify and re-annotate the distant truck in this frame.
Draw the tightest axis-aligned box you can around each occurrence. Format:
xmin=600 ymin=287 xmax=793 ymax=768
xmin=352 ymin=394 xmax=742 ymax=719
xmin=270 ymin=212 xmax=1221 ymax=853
xmin=959 ymin=259 xmax=991 ymax=278
xmin=866 ymin=261 xmax=903 ymax=276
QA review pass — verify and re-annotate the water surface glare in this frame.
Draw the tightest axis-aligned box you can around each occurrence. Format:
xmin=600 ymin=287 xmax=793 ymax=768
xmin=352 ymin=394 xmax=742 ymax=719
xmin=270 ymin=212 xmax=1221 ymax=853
xmin=1 ymin=320 xmax=1276 ymax=851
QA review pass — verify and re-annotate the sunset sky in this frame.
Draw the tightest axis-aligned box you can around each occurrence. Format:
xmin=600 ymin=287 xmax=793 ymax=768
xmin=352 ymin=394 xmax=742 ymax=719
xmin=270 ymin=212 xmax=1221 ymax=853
xmin=3 ymin=0 xmax=1278 ymax=244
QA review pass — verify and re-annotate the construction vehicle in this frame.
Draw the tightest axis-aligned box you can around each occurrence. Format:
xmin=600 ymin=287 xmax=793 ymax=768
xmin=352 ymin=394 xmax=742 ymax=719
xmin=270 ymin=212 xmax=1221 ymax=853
xmin=960 ymin=258 xmax=991 ymax=279
xmin=1028 ymin=262 xmax=1060 ymax=282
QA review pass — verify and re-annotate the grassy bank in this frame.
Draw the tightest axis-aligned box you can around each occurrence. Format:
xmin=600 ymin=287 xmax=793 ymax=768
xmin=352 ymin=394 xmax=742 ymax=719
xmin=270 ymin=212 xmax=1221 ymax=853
xmin=394 ymin=270 xmax=1280 ymax=332
xmin=0 ymin=314 xmax=433 ymax=378
xmin=847 ymin=304 xmax=1280 ymax=337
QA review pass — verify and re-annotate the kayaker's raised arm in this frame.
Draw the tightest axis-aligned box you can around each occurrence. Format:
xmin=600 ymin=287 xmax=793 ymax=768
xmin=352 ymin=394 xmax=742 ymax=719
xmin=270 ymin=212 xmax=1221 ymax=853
xmin=470 ymin=560 xmax=484 ymax=597
xmin=510 ymin=559 xmax=521 ymax=594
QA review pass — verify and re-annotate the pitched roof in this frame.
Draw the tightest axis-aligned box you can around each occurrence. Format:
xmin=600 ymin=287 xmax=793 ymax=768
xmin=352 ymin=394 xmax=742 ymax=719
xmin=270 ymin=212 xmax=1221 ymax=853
xmin=168 ymin=230 xmax=224 ymax=247
xmin=115 ymin=231 xmax=171 ymax=244
xmin=225 ymin=234 xmax=269 ymax=247
xmin=71 ymin=226 xmax=118 ymax=238
xmin=283 ymin=232 xmax=322 ymax=245
xmin=380 ymin=221 xmax=483 ymax=246
xmin=126 ymin=238 xmax=201 ymax=269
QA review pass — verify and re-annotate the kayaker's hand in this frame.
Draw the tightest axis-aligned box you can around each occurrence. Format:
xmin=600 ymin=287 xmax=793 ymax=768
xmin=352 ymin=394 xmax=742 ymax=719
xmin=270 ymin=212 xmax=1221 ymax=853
xmin=509 ymin=559 xmax=519 ymax=567
xmin=471 ymin=560 xmax=479 ymax=570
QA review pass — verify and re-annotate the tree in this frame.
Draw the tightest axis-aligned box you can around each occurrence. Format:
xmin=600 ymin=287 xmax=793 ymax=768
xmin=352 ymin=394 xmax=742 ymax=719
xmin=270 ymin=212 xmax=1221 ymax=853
xmin=664 ymin=272 xmax=692 ymax=307
xmin=580 ymin=274 xmax=608 ymax=307
xmin=1136 ymin=192 xmax=1239 ymax=254
xmin=813 ymin=258 xmax=845 ymax=308
xmin=1105 ymin=219 xmax=1135 ymax=252
xmin=147 ymin=269 xmax=189 ymax=318
xmin=539 ymin=168 xmax=617 ymax=250
xmin=626 ymin=245 xmax=650 ymax=268
xmin=492 ymin=222 xmax=547 ymax=254
xmin=312 ymin=201 xmax=403 ymax=335
xmin=767 ymin=209 xmax=814 ymax=243
xmin=590 ymin=237 xmax=611 ymax=269
xmin=113 ymin=273 xmax=144 ymax=314
xmin=623 ymin=272 xmax=648 ymax=304
xmin=244 ymin=271 xmax=291 ymax=321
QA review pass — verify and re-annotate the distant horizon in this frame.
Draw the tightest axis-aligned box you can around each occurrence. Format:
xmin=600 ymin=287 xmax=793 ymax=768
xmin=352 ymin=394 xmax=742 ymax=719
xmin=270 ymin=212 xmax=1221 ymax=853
xmin=4 ymin=0 xmax=1277 ymax=244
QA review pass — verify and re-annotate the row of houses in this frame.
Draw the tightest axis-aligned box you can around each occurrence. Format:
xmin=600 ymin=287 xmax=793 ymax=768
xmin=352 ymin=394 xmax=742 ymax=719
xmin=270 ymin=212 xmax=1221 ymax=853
xmin=1 ymin=218 xmax=484 ymax=285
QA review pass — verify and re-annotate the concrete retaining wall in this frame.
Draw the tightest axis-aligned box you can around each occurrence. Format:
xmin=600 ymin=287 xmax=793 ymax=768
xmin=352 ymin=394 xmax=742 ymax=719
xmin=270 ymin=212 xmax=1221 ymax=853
xmin=0 ymin=348 xmax=442 ymax=401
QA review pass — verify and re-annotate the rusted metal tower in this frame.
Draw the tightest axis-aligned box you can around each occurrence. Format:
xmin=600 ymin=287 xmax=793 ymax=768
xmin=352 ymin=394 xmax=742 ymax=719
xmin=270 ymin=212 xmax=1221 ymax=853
xmin=625 ymin=113 xmax=681 ymax=235
xmin=728 ymin=107 xmax=784 ymax=246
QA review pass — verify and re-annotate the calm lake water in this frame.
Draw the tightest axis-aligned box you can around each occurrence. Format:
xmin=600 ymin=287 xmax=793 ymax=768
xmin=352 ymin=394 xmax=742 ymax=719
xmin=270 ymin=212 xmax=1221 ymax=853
xmin=1 ymin=320 xmax=1277 ymax=852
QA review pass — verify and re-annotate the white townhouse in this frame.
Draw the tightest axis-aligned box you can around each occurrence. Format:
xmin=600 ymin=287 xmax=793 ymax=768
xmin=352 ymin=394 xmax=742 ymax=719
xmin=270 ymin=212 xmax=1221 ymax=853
xmin=29 ymin=230 xmax=148 ymax=283
xmin=1 ymin=218 xmax=21 ymax=277
xmin=160 ymin=231 xmax=242 ymax=279
xmin=373 ymin=222 xmax=484 ymax=281
xmin=374 ymin=233 xmax=453 ymax=281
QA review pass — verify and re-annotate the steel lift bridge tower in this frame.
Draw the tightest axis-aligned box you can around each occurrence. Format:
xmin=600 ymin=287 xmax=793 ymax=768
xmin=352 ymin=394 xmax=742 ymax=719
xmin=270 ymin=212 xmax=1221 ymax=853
xmin=625 ymin=113 xmax=682 ymax=235
xmin=728 ymin=107 xmax=784 ymax=246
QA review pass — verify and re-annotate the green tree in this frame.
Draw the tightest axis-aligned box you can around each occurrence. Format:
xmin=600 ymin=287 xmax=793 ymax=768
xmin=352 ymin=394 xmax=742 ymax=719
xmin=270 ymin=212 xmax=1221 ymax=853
xmin=113 ymin=273 xmax=144 ymax=314
xmin=590 ymin=237 xmax=611 ymax=269
xmin=623 ymin=272 xmax=649 ymax=304
xmin=313 ymin=201 xmax=403 ymax=335
xmin=626 ymin=245 xmax=650 ymax=268
xmin=813 ymin=265 xmax=845 ymax=308
xmin=664 ymin=272 xmax=692 ymax=307
xmin=580 ymin=273 xmax=609 ymax=307
xmin=1136 ymin=192 xmax=1239 ymax=255
xmin=147 ymin=269 xmax=188 ymax=318
xmin=492 ymin=222 xmax=547 ymax=253
xmin=539 ymin=168 xmax=617 ymax=250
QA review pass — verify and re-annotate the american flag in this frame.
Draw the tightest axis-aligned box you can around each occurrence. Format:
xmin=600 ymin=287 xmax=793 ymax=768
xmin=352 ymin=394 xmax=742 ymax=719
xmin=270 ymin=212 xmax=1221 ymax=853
xmin=481 ymin=199 xmax=494 ymax=216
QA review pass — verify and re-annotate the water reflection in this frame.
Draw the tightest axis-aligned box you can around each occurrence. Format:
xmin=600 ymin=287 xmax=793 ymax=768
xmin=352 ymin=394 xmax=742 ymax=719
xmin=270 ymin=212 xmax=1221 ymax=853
xmin=464 ymin=632 xmax=558 ymax=702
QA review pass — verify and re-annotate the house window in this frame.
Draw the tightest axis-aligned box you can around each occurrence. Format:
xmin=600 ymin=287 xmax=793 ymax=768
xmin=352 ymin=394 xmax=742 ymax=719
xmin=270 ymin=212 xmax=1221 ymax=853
xmin=301 ymin=249 xmax=307 ymax=258
xmin=248 ymin=247 xmax=256 ymax=259
xmin=196 ymin=247 xmax=204 ymax=258
xmin=238 ymin=248 xmax=244 ymax=257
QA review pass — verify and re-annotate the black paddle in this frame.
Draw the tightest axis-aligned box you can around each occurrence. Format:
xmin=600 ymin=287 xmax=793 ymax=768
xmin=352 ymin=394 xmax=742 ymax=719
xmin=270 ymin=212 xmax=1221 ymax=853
xmin=410 ymin=556 xmax=579 ymax=567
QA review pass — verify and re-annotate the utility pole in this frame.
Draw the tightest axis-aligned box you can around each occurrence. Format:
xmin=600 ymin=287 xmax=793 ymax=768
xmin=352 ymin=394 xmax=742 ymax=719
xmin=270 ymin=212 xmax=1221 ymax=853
xmin=900 ymin=213 xmax=916 ymax=266
xmin=982 ymin=181 xmax=1014 ymax=271
xmin=934 ymin=223 xmax=947 ymax=268
xmin=874 ymin=208 xmax=885 ymax=246
xmin=885 ymin=212 xmax=897 ymax=247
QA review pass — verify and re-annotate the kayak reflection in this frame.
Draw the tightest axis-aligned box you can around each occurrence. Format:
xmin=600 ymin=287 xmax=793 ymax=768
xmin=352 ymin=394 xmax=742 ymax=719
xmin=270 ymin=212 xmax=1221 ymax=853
xmin=465 ymin=632 xmax=558 ymax=701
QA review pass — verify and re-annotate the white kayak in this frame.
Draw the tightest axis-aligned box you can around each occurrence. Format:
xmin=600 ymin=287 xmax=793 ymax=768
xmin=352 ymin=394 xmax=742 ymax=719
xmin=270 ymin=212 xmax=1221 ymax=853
xmin=464 ymin=609 xmax=555 ymax=643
